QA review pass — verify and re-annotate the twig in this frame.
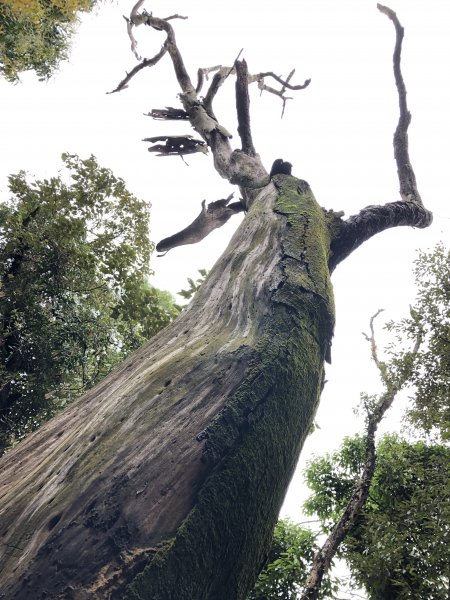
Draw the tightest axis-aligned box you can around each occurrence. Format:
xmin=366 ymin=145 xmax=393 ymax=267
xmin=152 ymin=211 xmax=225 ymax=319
xmin=362 ymin=308 xmax=385 ymax=373
xmin=253 ymin=71 xmax=311 ymax=91
xmin=108 ymin=46 xmax=168 ymax=93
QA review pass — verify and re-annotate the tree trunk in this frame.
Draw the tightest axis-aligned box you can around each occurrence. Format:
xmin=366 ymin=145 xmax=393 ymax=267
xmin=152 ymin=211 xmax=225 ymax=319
xmin=0 ymin=175 xmax=334 ymax=599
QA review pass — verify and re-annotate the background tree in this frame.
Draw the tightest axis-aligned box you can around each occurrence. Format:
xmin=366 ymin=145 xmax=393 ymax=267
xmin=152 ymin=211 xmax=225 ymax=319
xmin=304 ymin=435 xmax=450 ymax=599
xmin=0 ymin=0 xmax=96 ymax=81
xmin=0 ymin=153 xmax=178 ymax=453
xmin=386 ymin=242 xmax=450 ymax=439
xmin=248 ymin=519 xmax=338 ymax=600
xmin=0 ymin=5 xmax=434 ymax=599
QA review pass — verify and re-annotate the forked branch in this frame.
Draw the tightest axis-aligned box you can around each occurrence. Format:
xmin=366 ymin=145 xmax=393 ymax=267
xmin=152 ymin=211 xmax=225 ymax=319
xmin=111 ymin=2 xmax=308 ymax=198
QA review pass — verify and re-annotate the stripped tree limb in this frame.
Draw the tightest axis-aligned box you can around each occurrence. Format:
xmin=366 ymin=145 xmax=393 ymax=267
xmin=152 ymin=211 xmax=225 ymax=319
xmin=251 ymin=70 xmax=310 ymax=92
xmin=156 ymin=194 xmax=244 ymax=254
xmin=235 ymin=60 xmax=256 ymax=157
xmin=300 ymin=312 xmax=423 ymax=600
xmin=124 ymin=0 xmax=148 ymax=60
xmin=199 ymin=65 xmax=309 ymax=112
xmin=377 ymin=4 xmax=420 ymax=203
xmin=196 ymin=64 xmax=224 ymax=95
xmin=328 ymin=5 xmax=432 ymax=272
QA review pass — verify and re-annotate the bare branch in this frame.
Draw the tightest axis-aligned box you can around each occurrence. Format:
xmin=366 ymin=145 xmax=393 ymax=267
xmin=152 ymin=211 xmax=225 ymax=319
xmin=113 ymin=8 xmax=194 ymax=95
xmin=329 ymin=6 xmax=432 ymax=271
xmin=329 ymin=198 xmax=432 ymax=272
xmin=203 ymin=69 xmax=231 ymax=112
xmin=199 ymin=65 xmax=309 ymax=113
xmin=252 ymin=71 xmax=311 ymax=91
xmin=156 ymin=194 xmax=244 ymax=254
xmin=235 ymin=60 xmax=255 ymax=156
xmin=377 ymin=4 xmax=420 ymax=203
xmin=160 ymin=14 xmax=189 ymax=22
xmin=196 ymin=65 xmax=222 ymax=94
xmin=362 ymin=308 xmax=385 ymax=374
xmin=301 ymin=311 xmax=422 ymax=600
xmin=108 ymin=45 xmax=168 ymax=94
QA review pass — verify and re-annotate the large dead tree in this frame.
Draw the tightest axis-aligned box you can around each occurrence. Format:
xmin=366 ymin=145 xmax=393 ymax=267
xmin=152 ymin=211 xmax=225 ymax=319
xmin=0 ymin=4 xmax=431 ymax=599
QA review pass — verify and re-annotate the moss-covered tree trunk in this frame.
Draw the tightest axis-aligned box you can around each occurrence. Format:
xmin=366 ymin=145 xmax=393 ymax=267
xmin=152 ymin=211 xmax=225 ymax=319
xmin=0 ymin=176 xmax=334 ymax=599
xmin=0 ymin=5 xmax=433 ymax=599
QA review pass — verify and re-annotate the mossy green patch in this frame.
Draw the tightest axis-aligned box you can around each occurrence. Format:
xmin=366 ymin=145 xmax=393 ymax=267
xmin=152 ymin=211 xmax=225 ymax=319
xmin=125 ymin=176 xmax=335 ymax=600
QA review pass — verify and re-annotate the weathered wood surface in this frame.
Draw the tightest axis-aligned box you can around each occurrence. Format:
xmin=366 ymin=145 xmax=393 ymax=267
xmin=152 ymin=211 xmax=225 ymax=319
xmin=0 ymin=176 xmax=334 ymax=599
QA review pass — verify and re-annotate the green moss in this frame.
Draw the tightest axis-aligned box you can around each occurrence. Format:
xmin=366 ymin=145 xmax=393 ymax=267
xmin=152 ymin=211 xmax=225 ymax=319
xmin=125 ymin=176 xmax=335 ymax=600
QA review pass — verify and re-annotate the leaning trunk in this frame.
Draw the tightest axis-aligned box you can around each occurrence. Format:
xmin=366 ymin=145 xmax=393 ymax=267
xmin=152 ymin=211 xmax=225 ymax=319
xmin=0 ymin=176 xmax=334 ymax=599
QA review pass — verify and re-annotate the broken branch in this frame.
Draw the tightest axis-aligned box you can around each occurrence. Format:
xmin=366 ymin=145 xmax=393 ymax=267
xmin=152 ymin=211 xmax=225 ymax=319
xmin=143 ymin=135 xmax=208 ymax=156
xmin=235 ymin=60 xmax=255 ymax=156
xmin=145 ymin=107 xmax=189 ymax=120
xmin=156 ymin=194 xmax=244 ymax=254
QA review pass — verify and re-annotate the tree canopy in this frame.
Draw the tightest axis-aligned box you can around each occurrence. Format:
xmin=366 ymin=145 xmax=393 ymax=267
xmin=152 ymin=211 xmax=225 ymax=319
xmin=0 ymin=0 xmax=95 ymax=81
xmin=248 ymin=519 xmax=338 ymax=600
xmin=0 ymin=153 xmax=178 ymax=453
xmin=386 ymin=242 xmax=450 ymax=439
xmin=304 ymin=434 xmax=450 ymax=599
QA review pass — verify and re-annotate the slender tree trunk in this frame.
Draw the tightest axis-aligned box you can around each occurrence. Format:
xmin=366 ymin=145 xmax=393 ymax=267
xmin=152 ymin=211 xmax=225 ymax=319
xmin=0 ymin=176 xmax=334 ymax=599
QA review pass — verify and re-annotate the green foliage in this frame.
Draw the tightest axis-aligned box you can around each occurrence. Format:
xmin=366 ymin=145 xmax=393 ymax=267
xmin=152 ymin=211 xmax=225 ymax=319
xmin=248 ymin=520 xmax=338 ymax=599
xmin=304 ymin=435 xmax=450 ymax=599
xmin=178 ymin=268 xmax=208 ymax=300
xmin=0 ymin=0 xmax=95 ymax=82
xmin=0 ymin=154 xmax=179 ymax=453
xmin=385 ymin=242 xmax=450 ymax=438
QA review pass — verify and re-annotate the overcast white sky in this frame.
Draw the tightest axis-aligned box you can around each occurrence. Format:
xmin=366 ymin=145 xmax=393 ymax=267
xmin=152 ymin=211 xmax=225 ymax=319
xmin=0 ymin=0 xmax=449 ymax=522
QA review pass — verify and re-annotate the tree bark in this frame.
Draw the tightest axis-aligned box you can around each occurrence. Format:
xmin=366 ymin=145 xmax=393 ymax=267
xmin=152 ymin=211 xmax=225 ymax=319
xmin=0 ymin=176 xmax=334 ymax=599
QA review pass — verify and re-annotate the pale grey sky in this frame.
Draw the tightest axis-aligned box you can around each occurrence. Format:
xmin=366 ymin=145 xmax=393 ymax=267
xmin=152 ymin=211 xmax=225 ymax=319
xmin=1 ymin=0 xmax=449 ymax=522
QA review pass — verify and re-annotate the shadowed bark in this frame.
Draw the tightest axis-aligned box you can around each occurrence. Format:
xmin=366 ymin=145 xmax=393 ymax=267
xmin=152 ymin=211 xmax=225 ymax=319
xmin=0 ymin=5 xmax=433 ymax=600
